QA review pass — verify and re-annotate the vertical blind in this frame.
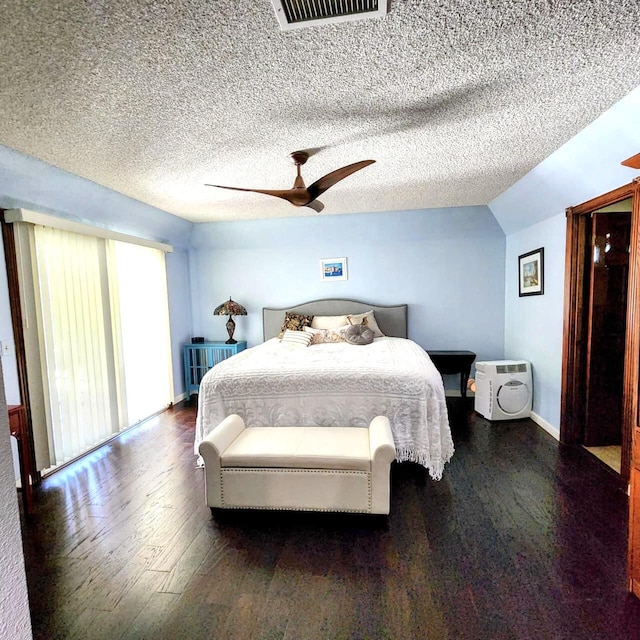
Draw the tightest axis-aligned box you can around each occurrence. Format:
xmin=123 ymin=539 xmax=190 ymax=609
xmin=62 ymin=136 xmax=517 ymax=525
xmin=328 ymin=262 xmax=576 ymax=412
xmin=31 ymin=225 xmax=173 ymax=468
xmin=34 ymin=228 xmax=116 ymax=463
xmin=108 ymin=240 xmax=173 ymax=426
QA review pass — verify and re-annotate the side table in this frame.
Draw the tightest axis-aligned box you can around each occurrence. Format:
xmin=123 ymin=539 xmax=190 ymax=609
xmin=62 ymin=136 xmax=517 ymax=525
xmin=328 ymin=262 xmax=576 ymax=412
xmin=183 ymin=341 xmax=247 ymax=400
xmin=427 ymin=350 xmax=477 ymax=400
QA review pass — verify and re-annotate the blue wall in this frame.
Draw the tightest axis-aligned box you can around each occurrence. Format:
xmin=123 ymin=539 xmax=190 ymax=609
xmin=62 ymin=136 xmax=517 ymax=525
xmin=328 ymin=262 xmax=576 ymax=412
xmin=490 ymin=85 xmax=640 ymax=435
xmin=0 ymin=142 xmax=508 ymax=404
xmin=5 ymin=84 xmax=639 ymax=418
xmin=503 ymin=215 xmax=565 ymax=436
xmin=0 ymin=144 xmax=193 ymax=401
xmin=189 ymin=206 xmax=506 ymax=371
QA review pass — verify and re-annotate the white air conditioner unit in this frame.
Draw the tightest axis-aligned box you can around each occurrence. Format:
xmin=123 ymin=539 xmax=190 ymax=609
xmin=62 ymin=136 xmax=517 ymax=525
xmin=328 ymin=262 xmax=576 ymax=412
xmin=474 ymin=360 xmax=532 ymax=421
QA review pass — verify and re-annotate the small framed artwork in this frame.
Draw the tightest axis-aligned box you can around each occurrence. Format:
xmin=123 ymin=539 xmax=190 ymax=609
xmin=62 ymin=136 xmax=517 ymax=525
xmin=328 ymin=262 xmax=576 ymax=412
xmin=519 ymin=247 xmax=544 ymax=297
xmin=320 ymin=257 xmax=348 ymax=281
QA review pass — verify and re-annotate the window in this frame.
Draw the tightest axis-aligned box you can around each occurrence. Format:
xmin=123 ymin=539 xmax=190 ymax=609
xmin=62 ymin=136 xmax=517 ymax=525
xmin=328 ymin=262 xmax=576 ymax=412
xmin=12 ymin=214 xmax=173 ymax=469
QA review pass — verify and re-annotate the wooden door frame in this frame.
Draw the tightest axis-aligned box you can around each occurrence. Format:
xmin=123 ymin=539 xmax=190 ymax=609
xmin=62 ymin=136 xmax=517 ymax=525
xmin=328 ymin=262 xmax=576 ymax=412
xmin=1 ymin=209 xmax=40 ymax=488
xmin=561 ymin=178 xmax=640 ymax=487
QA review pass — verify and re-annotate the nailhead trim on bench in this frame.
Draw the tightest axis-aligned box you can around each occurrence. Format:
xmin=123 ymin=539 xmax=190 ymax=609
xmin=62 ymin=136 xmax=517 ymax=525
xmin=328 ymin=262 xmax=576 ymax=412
xmin=219 ymin=468 xmax=372 ymax=511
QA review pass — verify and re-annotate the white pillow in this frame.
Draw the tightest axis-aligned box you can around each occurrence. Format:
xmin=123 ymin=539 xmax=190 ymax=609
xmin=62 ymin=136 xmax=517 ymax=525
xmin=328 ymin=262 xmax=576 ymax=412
xmin=310 ymin=314 xmax=349 ymax=330
xmin=280 ymin=329 xmax=312 ymax=347
xmin=347 ymin=310 xmax=385 ymax=338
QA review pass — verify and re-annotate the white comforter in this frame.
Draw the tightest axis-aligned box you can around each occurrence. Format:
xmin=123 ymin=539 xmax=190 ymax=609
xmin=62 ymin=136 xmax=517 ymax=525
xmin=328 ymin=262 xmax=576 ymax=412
xmin=194 ymin=337 xmax=454 ymax=480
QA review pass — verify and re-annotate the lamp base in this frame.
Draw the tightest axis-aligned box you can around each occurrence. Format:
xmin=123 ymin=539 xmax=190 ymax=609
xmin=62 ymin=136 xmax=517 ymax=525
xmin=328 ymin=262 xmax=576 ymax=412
xmin=225 ymin=316 xmax=237 ymax=344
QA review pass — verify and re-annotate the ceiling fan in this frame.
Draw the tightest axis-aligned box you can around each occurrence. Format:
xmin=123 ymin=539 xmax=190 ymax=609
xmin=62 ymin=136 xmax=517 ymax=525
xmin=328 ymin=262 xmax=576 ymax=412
xmin=205 ymin=151 xmax=375 ymax=213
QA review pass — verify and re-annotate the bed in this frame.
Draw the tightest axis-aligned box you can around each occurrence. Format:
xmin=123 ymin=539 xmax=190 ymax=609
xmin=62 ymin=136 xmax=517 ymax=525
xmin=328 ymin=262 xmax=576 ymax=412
xmin=194 ymin=299 xmax=454 ymax=480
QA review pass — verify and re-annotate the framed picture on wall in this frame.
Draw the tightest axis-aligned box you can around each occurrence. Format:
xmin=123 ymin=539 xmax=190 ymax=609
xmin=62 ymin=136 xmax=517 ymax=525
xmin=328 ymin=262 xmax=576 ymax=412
xmin=320 ymin=257 xmax=348 ymax=281
xmin=519 ymin=247 xmax=544 ymax=296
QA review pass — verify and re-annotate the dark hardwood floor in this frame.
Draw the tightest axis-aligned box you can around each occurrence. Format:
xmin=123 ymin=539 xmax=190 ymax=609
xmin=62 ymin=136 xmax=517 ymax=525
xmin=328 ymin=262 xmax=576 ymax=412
xmin=20 ymin=400 xmax=640 ymax=640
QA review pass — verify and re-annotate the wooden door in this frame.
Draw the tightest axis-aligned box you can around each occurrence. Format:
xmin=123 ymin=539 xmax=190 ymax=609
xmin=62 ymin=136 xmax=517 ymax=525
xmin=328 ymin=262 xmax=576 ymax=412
xmin=562 ymin=183 xmax=637 ymax=484
xmin=583 ymin=212 xmax=631 ymax=446
xmin=560 ymin=178 xmax=640 ymax=596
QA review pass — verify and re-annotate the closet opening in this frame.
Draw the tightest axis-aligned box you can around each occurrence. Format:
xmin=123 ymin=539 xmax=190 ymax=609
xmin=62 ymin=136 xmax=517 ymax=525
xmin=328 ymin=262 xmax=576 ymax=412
xmin=582 ymin=200 xmax=632 ymax=474
xmin=561 ymin=181 xmax=639 ymax=489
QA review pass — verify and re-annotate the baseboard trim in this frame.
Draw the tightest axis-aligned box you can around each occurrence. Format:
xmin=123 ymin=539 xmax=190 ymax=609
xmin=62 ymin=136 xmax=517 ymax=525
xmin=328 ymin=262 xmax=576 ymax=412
xmin=530 ymin=411 xmax=559 ymax=441
xmin=174 ymin=392 xmax=186 ymax=403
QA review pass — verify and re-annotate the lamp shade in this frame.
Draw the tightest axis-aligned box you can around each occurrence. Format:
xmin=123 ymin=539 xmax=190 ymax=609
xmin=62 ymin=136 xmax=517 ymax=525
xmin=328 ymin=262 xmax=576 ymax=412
xmin=213 ymin=298 xmax=247 ymax=317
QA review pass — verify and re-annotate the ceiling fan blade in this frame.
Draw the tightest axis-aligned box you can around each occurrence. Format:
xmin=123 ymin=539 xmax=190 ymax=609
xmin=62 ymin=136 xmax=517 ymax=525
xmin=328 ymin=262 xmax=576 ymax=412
xmin=622 ymin=152 xmax=640 ymax=169
xmin=205 ymin=183 xmax=310 ymax=206
xmin=206 ymin=156 xmax=375 ymax=212
xmin=307 ymin=159 xmax=375 ymax=201
xmin=305 ymin=199 xmax=324 ymax=213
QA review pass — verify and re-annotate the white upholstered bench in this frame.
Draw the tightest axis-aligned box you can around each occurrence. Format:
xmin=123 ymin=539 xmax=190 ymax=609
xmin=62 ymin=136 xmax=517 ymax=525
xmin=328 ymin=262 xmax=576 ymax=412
xmin=198 ymin=414 xmax=396 ymax=514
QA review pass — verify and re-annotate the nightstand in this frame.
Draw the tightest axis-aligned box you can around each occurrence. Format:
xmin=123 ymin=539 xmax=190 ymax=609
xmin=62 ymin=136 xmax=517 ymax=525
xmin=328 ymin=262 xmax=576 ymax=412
xmin=183 ymin=341 xmax=247 ymax=400
xmin=427 ymin=350 xmax=476 ymax=400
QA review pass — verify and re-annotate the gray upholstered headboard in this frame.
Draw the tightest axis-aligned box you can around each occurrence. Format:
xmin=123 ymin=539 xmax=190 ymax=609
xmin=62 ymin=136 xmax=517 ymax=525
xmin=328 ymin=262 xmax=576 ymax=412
xmin=263 ymin=299 xmax=408 ymax=341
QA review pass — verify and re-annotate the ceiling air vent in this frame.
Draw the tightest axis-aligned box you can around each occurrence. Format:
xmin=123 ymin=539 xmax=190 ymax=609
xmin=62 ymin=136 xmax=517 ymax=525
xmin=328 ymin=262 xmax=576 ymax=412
xmin=271 ymin=0 xmax=388 ymax=30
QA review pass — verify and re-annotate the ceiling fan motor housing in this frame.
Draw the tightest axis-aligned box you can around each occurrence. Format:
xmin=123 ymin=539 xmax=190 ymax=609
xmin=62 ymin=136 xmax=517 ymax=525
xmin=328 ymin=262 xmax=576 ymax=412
xmin=289 ymin=151 xmax=309 ymax=166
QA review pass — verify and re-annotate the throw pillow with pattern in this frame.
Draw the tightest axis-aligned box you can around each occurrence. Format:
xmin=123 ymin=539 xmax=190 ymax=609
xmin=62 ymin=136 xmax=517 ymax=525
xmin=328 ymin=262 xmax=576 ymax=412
xmin=278 ymin=312 xmax=314 ymax=338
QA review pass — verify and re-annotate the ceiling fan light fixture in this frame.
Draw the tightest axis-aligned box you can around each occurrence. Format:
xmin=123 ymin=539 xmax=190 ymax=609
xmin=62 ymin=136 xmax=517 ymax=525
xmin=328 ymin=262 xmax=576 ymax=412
xmin=271 ymin=0 xmax=388 ymax=30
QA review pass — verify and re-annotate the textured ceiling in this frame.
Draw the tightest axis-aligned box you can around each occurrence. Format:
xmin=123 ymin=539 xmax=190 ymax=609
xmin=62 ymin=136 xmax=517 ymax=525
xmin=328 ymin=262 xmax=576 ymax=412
xmin=0 ymin=0 xmax=639 ymax=223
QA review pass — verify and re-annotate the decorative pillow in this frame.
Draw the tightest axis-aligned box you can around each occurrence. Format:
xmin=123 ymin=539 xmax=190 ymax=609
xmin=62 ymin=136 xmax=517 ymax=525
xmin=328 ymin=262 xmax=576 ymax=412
xmin=310 ymin=314 xmax=349 ymax=330
xmin=280 ymin=329 xmax=312 ymax=347
xmin=307 ymin=325 xmax=349 ymax=345
xmin=346 ymin=310 xmax=385 ymax=338
xmin=278 ymin=312 xmax=314 ymax=338
xmin=344 ymin=323 xmax=375 ymax=345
